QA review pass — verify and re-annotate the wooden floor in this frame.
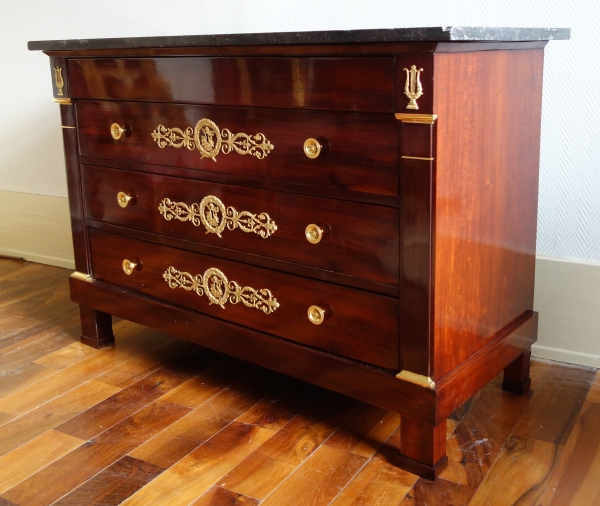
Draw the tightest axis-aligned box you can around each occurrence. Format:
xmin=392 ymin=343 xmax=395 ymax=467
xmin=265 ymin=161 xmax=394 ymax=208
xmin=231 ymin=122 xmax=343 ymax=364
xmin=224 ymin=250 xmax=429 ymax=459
xmin=0 ymin=258 xmax=599 ymax=506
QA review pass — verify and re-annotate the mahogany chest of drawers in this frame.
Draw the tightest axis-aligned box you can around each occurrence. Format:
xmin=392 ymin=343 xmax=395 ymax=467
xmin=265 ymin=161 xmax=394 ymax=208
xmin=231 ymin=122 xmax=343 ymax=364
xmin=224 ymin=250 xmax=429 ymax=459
xmin=30 ymin=27 xmax=569 ymax=479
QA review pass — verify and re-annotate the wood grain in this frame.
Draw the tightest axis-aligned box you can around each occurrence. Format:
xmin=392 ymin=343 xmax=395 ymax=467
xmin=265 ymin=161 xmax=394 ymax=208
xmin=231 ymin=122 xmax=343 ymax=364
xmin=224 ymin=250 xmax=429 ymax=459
xmin=33 ymin=341 xmax=97 ymax=369
xmin=55 ymin=349 xmax=209 ymax=440
xmin=68 ymin=56 xmax=394 ymax=112
xmin=548 ymin=402 xmax=600 ymax=505
xmin=121 ymin=422 xmax=274 ymax=506
xmin=0 ymin=363 xmax=54 ymax=400
xmin=325 ymin=404 xmax=401 ymax=459
xmin=329 ymin=458 xmax=417 ymax=506
xmin=77 ymin=100 xmax=398 ymax=198
xmin=83 ymin=164 xmax=400 ymax=286
xmin=2 ymin=260 xmax=599 ymax=504
xmin=400 ymin=477 xmax=477 ymax=506
xmin=0 ymin=430 xmax=84 ymax=494
xmin=259 ymin=444 xmax=366 ymax=506
xmin=1 ymin=400 xmax=191 ymax=506
xmin=468 ymin=435 xmax=561 ymax=506
xmin=94 ymin=334 xmax=196 ymax=388
xmin=587 ymin=369 xmax=600 ymax=403
xmin=53 ymin=455 xmax=164 ymax=505
xmin=0 ymin=333 xmax=75 ymax=376
xmin=511 ymin=362 xmax=595 ymax=445
xmin=191 ymin=486 xmax=260 ymax=506
xmin=440 ymin=381 xmax=531 ymax=487
xmin=130 ymin=367 xmax=281 ymax=469
xmin=0 ymin=380 xmax=119 ymax=457
xmin=89 ymin=229 xmax=400 ymax=370
xmin=0 ymin=322 xmax=169 ymax=416
xmin=432 ymin=49 xmax=544 ymax=380
xmin=220 ymin=389 xmax=356 ymax=499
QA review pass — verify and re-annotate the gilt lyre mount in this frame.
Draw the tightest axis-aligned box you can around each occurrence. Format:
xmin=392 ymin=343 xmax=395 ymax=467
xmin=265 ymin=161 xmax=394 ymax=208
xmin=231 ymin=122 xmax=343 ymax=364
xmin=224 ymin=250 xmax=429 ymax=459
xmin=403 ymin=65 xmax=424 ymax=110
xmin=54 ymin=67 xmax=64 ymax=96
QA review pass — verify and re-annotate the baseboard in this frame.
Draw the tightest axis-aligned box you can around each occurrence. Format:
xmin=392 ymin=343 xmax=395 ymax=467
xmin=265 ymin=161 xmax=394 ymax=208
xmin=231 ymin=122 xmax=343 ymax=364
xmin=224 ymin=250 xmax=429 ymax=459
xmin=0 ymin=190 xmax=75 ymax=269
xmin=533 ymin=256 xmax=600 ymax=367
xmin=531 ymin=344 xmax=600 ymax=369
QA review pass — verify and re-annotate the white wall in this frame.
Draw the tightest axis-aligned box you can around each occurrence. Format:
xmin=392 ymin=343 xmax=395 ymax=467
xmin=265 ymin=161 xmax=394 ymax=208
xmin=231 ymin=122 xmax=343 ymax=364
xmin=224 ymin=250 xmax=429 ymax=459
xmin=0 ymin=0 xmax=598 ymax=365
xmin=1 ymin=0 xmax=598 ymax=262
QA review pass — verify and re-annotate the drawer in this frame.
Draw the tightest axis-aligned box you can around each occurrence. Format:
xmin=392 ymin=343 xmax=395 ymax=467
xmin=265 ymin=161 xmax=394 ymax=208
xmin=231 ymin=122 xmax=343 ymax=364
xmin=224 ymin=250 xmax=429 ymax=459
xmin=76 ymin=100 xmax=398 ymax=198
xmin=68 ymin=57 xmax=394 ymax=112
xmin=89 ymin=229 xmax=399 ymax=370
xmin=83 ymin=166 xmax=399 ymax=286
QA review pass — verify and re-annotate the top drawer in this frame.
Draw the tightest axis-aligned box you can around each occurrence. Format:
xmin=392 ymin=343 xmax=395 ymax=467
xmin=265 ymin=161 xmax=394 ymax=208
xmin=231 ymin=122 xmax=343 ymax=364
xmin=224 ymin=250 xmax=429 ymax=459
xmin=67 ymin=57 xmax=394 ymax=112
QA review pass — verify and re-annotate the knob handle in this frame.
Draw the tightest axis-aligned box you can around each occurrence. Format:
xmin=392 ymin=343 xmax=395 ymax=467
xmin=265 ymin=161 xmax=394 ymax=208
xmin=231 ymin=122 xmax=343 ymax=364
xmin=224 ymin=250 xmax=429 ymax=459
xmin=308 ymin=305 xmax=330 ymax=325
xmin=117 ymin=191 xmax=133 ymax=208
xmin=303 ymin=138 xmax=323 ymax=159
xmin=122 ymin=258 xmax=139 ymax=275
xmin=110 ymin=123 xmax=127 ymax=140
xmin=305 ymin=224 xmax=323 ymax=244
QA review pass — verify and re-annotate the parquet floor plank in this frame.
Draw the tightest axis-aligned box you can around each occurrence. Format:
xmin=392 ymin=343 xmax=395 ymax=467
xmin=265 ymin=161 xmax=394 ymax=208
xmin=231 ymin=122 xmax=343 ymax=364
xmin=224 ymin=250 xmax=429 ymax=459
xmin=33 ymin=340 xmax=98 ymax=370
xmin=0 ymin=321 xmax=169 ymax=417
xmin=130 ymin=366 xmax=284 ymax=469
xmin=235 ymin=377 xmax=317 ymax=431
xmin=1 ymin=399 xmax=191 ymax=506
xmin=587 ymin=369 xmax=600 ymax=403
xmin=468 ymin=435 xmax=561 ymax=506
xmin=191 ymin=486 xmax=260 ymax=506
xmin=0 ymin=362 xmax=55 ymax=400
xmin=0 ymin=259 xmax=599 ymax=506
xmin=219 ymin=389 xmax=356 ymax=500
xmin=544 ymin=401 xmax=600 ymax=505
xmin=0 ymin=315 xmax=39 ymax=341
xmin=0 ymin=332 xmax=75 ymax=376
xmin=0 ymin=380 xmax=120 ymax=457
xmin=160 ymin=356 xmax=258 ymax=409
xmin=401 ymin=477 xmax=477 ymax=505
xmin=512 ymin=362 xmax=595 ymax=445
xmin=120 ymin=422 xmax=274 ymax=506
xmin=329 ymin=457 xmax=416 ymax=506
xmin=0 ymin=429 xmax=85 ymax=494
xmin=260 ymin=444 xmax=367 ymax=506
xmin=52 ymin=455 xmax=165 ymax=506
xmin=55 ymin=348 xmax=211 ymax=440
xmin=325 ymin=404 xmax=401 ymax=459
xmin=440 ymin=381 xmax=532 ymax=487
xmin=0 ymin=413 xmax=14 ymax=427
xmin=94 ymin=336 xmax=197 ymax=388
xmin=0 ymin=310 xmax=78 ymax=356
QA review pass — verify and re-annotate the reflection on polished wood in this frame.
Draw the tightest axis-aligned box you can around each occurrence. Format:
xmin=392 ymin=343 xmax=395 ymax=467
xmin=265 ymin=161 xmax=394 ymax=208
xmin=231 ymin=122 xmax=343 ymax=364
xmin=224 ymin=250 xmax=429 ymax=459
xmin=0 ymin=258 xmax=598 ymax=505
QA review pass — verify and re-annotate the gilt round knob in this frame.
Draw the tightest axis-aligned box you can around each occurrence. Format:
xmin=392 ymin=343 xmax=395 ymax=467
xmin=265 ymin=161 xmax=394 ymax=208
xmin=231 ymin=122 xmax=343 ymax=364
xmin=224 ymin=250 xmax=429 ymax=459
xmin=305 ymin=224 xmax=323 ymax=244
xmin=110 ymin=123 xmax=126 ymax=140
xmin=122 ymin=259 xmax=138 ymax=275
xmin=308 ymin=305 xmax=327 ymax=325
xmin=117 ymin=192 xmax=132 ymax=208
xmin=303 ymin=138 xmax=322 ymax=159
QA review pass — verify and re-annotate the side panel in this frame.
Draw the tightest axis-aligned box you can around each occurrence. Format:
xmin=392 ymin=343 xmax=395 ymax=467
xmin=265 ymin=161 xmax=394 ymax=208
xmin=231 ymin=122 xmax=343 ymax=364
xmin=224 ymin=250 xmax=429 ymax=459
xmin=432 ymin=49 xmax=543 ymax=381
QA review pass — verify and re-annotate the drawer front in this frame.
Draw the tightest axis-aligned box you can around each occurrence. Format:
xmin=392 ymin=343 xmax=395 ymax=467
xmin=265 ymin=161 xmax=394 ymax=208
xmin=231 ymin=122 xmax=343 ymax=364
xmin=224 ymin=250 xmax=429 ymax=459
xmin=68 ymin=57 xmax=394 ymax=112
xmin=83 ymin=166 xmax=399 ymax=286
xmin=76 ymin=100 xmax=398 ymax=198
xmin=89 ymin=229 xmax=399 ymax=370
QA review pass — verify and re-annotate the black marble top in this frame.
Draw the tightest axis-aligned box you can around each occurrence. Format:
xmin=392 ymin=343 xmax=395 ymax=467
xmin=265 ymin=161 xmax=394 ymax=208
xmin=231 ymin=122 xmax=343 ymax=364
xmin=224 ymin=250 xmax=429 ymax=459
xmin=28 ymin=27 xmax=570 ymax=51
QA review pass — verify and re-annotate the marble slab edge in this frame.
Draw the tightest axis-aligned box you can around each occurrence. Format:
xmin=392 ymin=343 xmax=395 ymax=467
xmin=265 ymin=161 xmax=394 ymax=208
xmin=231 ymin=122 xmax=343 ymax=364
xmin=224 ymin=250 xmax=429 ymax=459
xmin=28 ymin=26 xmax=570 ymax=51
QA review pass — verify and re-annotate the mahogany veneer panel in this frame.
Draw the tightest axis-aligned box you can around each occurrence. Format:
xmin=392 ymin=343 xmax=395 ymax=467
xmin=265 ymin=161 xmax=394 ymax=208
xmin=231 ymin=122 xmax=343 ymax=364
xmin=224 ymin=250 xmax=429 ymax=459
xmin=431 ymin=49 xmax=543 ymax=381
xmin=76 ymin=100 xmax=399 ymax=198
xmin=88 ymin=229 xmax=399 ymax=370
xmin=82 ymin=165 xmax=399 ymax=285
xmin=68 ymin=56 xmax=395 ymax=112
